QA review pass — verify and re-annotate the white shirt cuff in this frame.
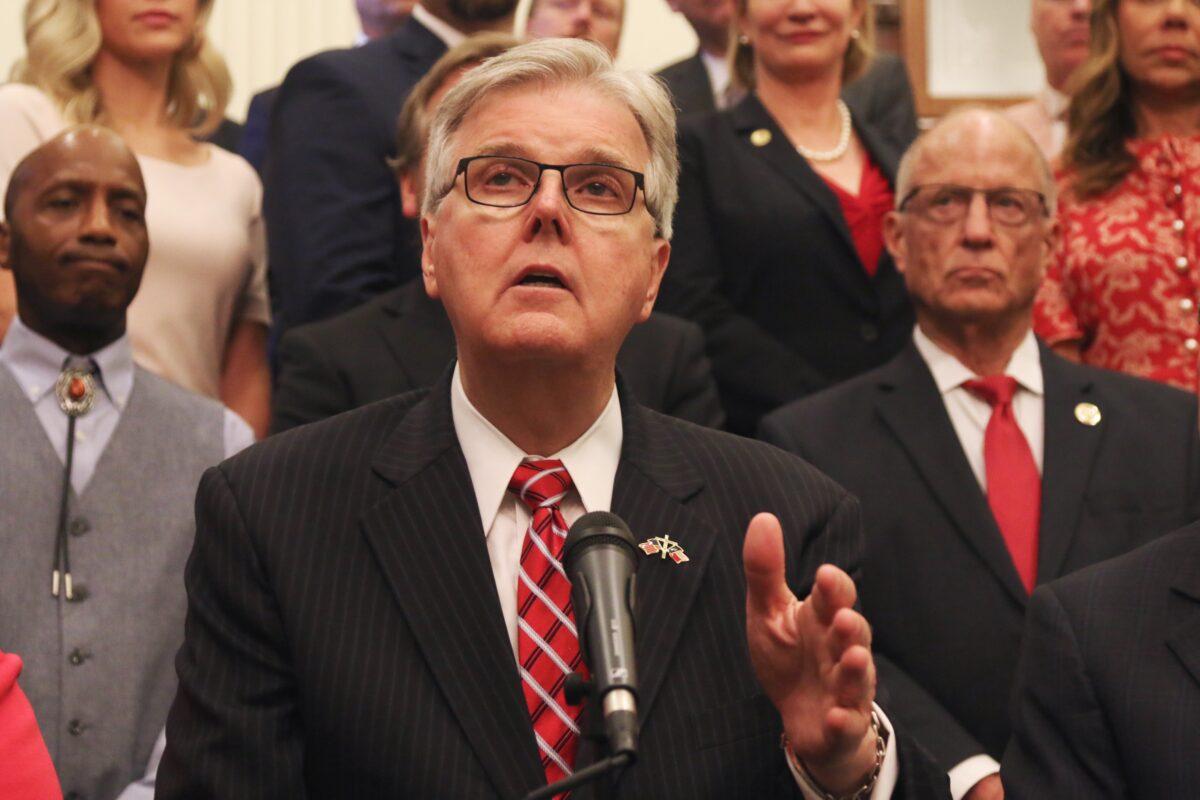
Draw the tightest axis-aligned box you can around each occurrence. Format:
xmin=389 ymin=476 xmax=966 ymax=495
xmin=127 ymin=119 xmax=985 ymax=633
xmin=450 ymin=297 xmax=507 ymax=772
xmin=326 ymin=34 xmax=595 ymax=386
xmin=947 ymin=754 xmax=1000 ymax=800
xmin=787 ymin=703 xmax=899 ymax=800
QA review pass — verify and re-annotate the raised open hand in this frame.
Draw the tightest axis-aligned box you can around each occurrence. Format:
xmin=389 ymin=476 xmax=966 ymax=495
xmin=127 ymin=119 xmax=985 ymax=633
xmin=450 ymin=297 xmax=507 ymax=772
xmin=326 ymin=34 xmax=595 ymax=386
xmin=743 ymin=512 xmax=879 ymax=794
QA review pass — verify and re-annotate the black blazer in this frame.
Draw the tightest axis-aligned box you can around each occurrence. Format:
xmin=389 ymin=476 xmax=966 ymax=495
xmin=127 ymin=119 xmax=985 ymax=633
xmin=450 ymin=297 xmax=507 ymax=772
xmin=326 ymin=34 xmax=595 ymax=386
xmin=659 ymin=93 xmax=914 ymax=435
xmin=158 ymin=375 xmax=949 ymax=798
xmin=759 ymin=342 xmax=1200 ymax=770
xmin=269 ymin=279 xmax=726 ymax=432
xmin=237 ymin=86 xmax=278 ymax=176
xmin=263 ymin=15 xmax=442 ymax=340
xmin=1002 ymin=522 xmax=1200 ymax=799
xmin=657 ymin=51 xmax=918 ymax=154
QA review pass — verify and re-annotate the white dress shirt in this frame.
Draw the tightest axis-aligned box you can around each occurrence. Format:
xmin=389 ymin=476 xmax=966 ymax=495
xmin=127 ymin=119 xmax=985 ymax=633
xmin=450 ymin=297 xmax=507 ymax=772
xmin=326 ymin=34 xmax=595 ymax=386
xmin=0 ymin=318 xmax=253 ymax=494
xmin=412 ymin=3 xmax=469 ymax=48
xmin=700 ymin=49 xmax=742 ymax=111
xmin=449 ymin=364 xmax=899 ymax=799
xmin=911 ymin=326 xmax=1044 ymax=799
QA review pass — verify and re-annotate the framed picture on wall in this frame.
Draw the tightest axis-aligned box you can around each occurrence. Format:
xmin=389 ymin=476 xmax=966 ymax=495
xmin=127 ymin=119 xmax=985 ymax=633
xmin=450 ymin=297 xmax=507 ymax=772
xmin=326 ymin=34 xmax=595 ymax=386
xmin=900 ymin=0 xmax=1044 ymax=117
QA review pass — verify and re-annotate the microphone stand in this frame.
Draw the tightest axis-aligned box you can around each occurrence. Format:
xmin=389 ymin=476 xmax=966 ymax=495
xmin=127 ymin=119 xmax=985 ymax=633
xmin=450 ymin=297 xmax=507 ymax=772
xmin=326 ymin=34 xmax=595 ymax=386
xmin=522 ymin=674 xmax=635 ymax=800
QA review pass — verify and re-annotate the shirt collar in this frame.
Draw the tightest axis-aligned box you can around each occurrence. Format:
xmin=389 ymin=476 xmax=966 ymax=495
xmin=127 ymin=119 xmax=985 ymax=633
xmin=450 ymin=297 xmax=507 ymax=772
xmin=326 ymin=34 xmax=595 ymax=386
xmin=1038 ymin=85 xmax=1070 ymax=121
xmin=912 ymin=325 xmax=1043 ymax=396
xmin=0 ymin=316 xmax=135 ymax=409
xmin=412 ymin=3 xmax=467 ymax=48
xmin=450 ymin=362 xmax=623 ymax=534
xmin=700 ymin=50 xmax=732 ymax=98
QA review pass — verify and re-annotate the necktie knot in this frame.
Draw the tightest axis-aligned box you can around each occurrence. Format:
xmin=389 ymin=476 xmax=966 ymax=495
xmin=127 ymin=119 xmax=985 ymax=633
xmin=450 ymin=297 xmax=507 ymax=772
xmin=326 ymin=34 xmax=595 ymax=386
xmin=508 ymin=459 xmax=574 ymax=513
xmin=964 ymin=375 xmax=1019 ymax=408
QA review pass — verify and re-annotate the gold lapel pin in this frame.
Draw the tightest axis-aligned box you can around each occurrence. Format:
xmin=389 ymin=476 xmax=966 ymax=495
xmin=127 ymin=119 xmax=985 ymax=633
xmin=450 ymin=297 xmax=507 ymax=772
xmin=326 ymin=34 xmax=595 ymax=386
xmin=1075 ymin=402 xmax=1102 ymax=426
xmin=639 ymin=535 xmax=689 ymax=564
xmin=749 ymin=128 xmax=772 ymax=148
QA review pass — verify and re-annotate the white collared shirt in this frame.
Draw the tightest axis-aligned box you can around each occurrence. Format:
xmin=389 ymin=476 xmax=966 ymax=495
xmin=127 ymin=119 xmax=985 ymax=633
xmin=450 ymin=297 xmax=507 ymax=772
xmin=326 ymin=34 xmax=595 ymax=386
xmin=0 ymin=317 xmax=254 ymax=494
xmin=913 ymin=326 xmax=1045 ymax=489
xmin=700 ymin=49 xmax=739 ymax=110
xmin=911 ymin=325 xmax=1043 ymax=799
xmin=412 ymin=3 xmax=469 ymax=49
xmin=449 ymin=364 xmax=898 ymax=799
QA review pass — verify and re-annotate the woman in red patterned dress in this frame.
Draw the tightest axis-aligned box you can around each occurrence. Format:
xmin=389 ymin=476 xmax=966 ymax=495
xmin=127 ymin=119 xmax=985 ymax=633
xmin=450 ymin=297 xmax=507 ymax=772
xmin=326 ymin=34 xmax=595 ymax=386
xmin=1034 ymin=0 xmax=1200 ymax=393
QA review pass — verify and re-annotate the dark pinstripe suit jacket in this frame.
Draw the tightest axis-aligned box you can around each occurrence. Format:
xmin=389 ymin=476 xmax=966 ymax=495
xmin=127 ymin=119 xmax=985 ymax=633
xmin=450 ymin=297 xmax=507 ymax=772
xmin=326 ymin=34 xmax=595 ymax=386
xmin=158 ymin=372 xmax=948 ymax=798
xmin=1002 ymin=522 xmax=1200 ymax=799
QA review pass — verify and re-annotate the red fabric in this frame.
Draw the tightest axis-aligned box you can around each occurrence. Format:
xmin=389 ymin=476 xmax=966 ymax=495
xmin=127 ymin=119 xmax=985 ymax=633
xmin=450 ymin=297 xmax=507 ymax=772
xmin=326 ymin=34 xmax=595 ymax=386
xmin=1034 ymin=135 xmax=1200 ymax=393
xmin=0 ymin=651 xmax=62 ymax=800
xmin=509 ymin=460 xmax=585 ymax=791
xmin=964 ymin=377 xmax=1041 ymax=593
xmin=819 ymin=157 xmax=894 ymax=277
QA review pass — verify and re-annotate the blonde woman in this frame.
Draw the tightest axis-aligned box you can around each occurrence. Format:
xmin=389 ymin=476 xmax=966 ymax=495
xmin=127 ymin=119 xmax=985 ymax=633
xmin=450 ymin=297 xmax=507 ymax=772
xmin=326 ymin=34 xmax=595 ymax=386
xmin=0 ymin=0 xmax=271 ymax=436
xmin=1034 ymin=0 xmax=1200 ymax=395
xmin=657 ymin=0 xmax=912 ymax=435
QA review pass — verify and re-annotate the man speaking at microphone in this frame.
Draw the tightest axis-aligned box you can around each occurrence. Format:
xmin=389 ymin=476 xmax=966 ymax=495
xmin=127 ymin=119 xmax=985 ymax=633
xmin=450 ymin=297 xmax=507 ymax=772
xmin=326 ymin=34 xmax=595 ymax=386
xmin=158 ymin=39 xmax=946 ymax=799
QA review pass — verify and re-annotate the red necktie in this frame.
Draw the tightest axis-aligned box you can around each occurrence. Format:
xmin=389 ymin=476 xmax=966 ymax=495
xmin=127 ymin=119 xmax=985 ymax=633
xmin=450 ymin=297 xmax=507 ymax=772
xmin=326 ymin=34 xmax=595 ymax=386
xmin=509 ymin=460 xmax=586 ymax=789
xmin=963 ymin=376 xmax=1041 ymax=593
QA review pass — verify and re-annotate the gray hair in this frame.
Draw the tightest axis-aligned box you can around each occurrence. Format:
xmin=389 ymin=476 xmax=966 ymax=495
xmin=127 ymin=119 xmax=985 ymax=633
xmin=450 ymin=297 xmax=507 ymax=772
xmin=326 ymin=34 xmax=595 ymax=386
xmin=422 ymin=38 xmax=679 ymax=239
xmin=895 ymin=107 xmax=1057 ymax=216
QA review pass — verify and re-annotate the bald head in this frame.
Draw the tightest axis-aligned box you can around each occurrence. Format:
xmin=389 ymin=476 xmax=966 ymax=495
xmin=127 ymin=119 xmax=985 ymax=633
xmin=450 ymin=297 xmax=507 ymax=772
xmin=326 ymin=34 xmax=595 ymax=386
xmin=0 ymin=126 xmax=149 ymax=354
xmin=896 ymin=108 xmax=1056 ymax=215
xmin=4 ymin=126 xmax=145 ymax=223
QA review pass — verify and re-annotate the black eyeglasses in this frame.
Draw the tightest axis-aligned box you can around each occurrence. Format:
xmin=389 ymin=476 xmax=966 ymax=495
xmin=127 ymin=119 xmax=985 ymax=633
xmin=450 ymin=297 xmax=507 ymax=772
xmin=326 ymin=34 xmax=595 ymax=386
xmin=898 ymin=184 xmax=1049 ymax=227
xmin=455 ymin=155 xmax=645 ymax=216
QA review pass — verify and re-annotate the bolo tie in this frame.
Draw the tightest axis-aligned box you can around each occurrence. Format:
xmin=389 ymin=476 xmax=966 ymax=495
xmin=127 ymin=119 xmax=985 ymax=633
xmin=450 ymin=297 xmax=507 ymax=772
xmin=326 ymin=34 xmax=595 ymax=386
xmin=51 ymin=358 xmax=97 ymax=600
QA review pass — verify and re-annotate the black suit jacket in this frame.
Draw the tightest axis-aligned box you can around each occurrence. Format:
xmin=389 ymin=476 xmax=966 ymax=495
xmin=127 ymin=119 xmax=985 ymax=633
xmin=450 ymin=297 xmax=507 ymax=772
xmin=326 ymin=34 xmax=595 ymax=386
xmin=269 ymin=279 xmax=726 ymax=432
xmin=263 ymin=15 xmax=442 ymax=341
xmin=759 ymin=342 xmax=1200 ymax=771
xmin=158 ymin=375 xmax=949 ymax=798
xmin=1002 ymin=522 xmax=1200 ymax=799
xmin=659 ymin=93 xmax=914 ymax=435
xmin=657 ymin=51 xmax=918 ymax=154
xmin=238 ymin=86 xmax=278 ymax=176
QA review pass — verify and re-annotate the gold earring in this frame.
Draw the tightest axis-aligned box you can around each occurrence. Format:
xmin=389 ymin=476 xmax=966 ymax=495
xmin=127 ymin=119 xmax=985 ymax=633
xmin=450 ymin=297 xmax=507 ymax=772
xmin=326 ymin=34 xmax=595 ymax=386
xmin=850 ymin=29 xmax=861 ymax=40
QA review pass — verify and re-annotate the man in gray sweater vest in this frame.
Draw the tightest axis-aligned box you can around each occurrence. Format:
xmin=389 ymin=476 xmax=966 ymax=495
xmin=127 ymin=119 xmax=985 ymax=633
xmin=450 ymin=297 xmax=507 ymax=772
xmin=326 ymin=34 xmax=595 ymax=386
xmin=0 ymin=127 xmax=254 ymax=800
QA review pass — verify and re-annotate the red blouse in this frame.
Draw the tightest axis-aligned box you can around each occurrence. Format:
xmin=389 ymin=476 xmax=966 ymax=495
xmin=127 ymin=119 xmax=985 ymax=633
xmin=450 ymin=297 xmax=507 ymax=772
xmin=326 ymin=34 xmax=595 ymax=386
xmin=819 ymin=157 xmax=894 ymax=277
xmin=1034 ymin=136 xmax=1200 ymax=393
xmin=0 ymin=651 xmax=61 ymax=800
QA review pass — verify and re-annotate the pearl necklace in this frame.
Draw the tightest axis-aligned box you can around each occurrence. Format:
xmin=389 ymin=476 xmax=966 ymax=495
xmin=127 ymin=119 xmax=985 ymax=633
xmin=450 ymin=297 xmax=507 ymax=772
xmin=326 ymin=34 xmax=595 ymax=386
xmin=795 ymin=100 xmax=852 ymax=163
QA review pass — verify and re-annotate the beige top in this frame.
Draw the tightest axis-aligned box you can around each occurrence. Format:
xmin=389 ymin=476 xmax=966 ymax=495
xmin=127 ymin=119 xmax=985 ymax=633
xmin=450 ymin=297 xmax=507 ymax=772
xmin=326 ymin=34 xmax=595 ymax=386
xmin=0 ymin=83 xmax=270 ymax=398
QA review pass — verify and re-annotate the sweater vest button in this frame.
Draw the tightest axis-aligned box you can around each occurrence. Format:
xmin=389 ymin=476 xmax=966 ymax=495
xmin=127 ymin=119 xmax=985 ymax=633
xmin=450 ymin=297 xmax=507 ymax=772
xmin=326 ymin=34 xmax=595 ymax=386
xmin=67 ymin=719 xmax=85 ymax=736
xmin=70 ymin=517 xmax=90 ymax=537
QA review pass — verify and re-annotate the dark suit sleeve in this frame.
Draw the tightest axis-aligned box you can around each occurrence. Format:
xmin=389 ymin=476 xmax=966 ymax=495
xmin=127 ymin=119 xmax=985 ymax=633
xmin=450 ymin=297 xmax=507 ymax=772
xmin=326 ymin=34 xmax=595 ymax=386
xmin=264 ymin=56 xmax=400 ymax=333
xmin=238 ymin=91 xmax=273 ymax=176
xmin=842 ymin=57 xmax=919 ymax=154
xmin=270 ymin=326 xmax=354 ymax=434
xmin=662 ymin=129 xmax=827 ymax=432
xmin=661 ymin=319 xmax=725 ymax=428
xmin=1186 ymin=405 xmax=1200 ymax=521
xmin=1001 ymin=585 xmax=1126 ymax=800
xmin=157 ymin=467 xmax=307 ymax=799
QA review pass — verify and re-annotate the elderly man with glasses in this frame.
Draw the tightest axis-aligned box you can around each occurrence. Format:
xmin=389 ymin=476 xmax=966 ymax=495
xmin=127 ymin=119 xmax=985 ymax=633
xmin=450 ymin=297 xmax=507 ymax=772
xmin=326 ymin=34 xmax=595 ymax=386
xmin=157 ymin=39 xmax=950 ymax=799
xmin=760 ymin=108 xmax=1200 ymax=800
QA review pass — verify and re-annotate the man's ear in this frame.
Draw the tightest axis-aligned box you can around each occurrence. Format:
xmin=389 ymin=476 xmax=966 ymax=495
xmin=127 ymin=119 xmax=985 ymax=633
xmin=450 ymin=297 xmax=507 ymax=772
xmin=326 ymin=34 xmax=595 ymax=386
xmin=882 ymin=211 xmax=906 ymax=276
xmin=0 ymin=221 xmax=10 ymax=272
xmin=637 ymin=238 xmax=671 ymax=322
xmin=420 ymin=214 xmax=439 ymax=300
xmin=400 ymin=172 xmax=421 ymax=220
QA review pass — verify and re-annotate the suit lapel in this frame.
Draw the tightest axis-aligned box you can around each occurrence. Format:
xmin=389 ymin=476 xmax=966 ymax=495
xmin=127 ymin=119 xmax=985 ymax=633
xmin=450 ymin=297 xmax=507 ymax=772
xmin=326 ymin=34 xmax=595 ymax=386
xmin=874 ymin=345 xmax=1029 ymax=606
xmin=392 ymin=15 xmax=450 ymax=75
xmin=1036 ymin=347 xmax=1105 ymax=583
xmin=363 ymin=378 xmax=544 ymax=799
xmin=377 ymin=281 xmax=456 ymax=387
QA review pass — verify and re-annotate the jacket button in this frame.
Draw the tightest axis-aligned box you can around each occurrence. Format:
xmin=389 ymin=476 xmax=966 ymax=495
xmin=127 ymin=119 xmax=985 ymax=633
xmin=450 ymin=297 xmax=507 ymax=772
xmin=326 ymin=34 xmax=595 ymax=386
xmin=860 ymin=323 xmax=879 ymax=342
xmin=69 ymin=517 xmax=90 ymax=537
xmin=67 ymin=719 xmax=85 ymax=736
xmin=68 ymin=648 xmax=88 ymax=666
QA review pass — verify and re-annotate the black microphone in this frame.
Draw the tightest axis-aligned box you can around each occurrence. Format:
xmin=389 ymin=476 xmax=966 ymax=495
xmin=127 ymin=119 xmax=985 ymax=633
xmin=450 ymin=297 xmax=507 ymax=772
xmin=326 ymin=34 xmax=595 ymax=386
xmin=563 ymin=511 xmax=639 ymax=757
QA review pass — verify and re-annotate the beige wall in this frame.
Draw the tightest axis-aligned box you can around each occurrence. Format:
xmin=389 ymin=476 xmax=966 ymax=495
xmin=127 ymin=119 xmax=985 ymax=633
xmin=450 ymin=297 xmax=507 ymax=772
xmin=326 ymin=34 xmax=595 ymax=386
xmin=0 ymin=0 xmax=698 ymax=123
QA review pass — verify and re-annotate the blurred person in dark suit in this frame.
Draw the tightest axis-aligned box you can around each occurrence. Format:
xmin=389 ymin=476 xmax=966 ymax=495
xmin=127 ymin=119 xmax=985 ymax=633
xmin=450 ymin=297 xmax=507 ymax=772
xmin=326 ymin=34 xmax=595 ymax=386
xmin=262 ymin=0 xmax=518 ymax=349
xmin=1002 ymin=521 xmax=1200 ymax=799
xmin=761 ymin=109 xmax=1200 ymax=800
xmin=239 ymin=0 xmax=418 ymax=175
xmin=158 ymin=39 xmax=949 ymax=800
xmin=526 ymin=0 xmax=624 ymax=57
xmin=659 ymin=0 xmax=913 ymax=435
xmin=271 ymin=34 xmax=723 ymax=433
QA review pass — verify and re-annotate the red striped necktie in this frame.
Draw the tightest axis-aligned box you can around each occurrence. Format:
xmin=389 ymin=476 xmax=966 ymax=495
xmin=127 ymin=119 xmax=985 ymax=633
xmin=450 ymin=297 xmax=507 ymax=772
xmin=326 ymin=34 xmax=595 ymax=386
xmin=509 ymin=459 xmax=587 ymax=790
xmin=964 ymin=375 xmax=1041 ymax=593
